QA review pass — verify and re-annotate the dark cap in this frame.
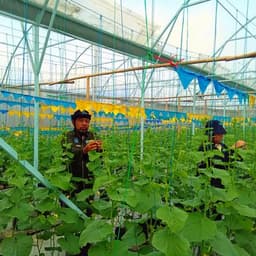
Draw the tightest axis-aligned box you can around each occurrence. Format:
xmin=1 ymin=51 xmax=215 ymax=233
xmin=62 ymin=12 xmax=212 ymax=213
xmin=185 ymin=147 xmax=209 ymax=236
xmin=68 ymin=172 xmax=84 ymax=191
xmin=205 ymin=120 xmax=226 ymax=136
xmin=71 ymin=109 xmax=91 ymax=121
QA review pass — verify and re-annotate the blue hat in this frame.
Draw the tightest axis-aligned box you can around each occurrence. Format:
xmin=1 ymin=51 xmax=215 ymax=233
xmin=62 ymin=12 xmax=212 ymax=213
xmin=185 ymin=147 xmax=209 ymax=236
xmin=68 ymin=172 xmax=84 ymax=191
xmin=205 ymin=120 xmax=226 ymax=136
xmin=71 ymin=109 xmax=91 ymax=121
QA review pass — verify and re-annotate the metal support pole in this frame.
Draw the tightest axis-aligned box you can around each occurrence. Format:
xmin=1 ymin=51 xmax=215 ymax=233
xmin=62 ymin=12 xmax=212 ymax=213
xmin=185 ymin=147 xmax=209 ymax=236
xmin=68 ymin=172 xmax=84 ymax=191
xmin=33 ymin=24 xmax=40 ymax=169
xmin=192 ymin=79 xmax=197 ymax=135
xmin=243 ymin=102 xmax=246 ymax=138
xmin=140 ymin=65 xmax=146 ymax=161
xmin=32 ymin=0 xmax=59 ymax=168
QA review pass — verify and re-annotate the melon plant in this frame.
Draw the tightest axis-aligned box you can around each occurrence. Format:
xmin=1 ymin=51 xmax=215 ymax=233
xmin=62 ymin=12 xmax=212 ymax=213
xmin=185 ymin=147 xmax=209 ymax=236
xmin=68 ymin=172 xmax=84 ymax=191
xmin=0 ymin=126 xmax=255 ymax=256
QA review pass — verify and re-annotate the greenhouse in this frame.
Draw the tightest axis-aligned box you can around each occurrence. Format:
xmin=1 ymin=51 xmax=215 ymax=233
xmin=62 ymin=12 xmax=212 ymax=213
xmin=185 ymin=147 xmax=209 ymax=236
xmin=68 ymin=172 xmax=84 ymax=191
xmin=0 ymin=0 xmax=256 ymax=255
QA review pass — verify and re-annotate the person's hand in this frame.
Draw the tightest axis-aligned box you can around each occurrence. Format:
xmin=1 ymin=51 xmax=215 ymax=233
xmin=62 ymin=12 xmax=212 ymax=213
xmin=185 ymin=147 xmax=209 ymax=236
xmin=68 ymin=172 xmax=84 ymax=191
xmin=95 ymin=140 xmax=102 ymax=151
xmin=232 ymin=140 xmax=247 ymax=149
xmin=83 ymin=140 xmax=99 ymax=153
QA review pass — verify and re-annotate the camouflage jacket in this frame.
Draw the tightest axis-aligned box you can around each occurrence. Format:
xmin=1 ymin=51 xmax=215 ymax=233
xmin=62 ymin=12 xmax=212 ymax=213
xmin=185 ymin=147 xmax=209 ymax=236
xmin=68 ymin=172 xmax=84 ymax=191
xmin=62 ymin=129 xmax=95 ymax=192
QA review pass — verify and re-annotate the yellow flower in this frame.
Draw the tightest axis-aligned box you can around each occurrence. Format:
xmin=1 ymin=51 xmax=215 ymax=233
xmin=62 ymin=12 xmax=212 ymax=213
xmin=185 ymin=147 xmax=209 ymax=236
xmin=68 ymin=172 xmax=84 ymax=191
xmin=14 ymin=131 xmax=22 ymax=137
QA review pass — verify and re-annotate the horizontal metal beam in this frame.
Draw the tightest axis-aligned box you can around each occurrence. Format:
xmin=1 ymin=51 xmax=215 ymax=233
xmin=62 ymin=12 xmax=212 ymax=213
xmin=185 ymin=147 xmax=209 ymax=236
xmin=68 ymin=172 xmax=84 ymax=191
xmin=0 ymin=0 xmax=253 ymax=92
xmin=0 ymin=0 xmax=157 ymax=58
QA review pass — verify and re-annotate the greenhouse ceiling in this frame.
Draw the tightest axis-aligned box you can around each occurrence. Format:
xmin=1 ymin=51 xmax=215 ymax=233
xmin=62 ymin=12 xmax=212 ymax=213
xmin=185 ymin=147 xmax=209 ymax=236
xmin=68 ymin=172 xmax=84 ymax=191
xmin=0 ymin=0 xmax=256 ymax=108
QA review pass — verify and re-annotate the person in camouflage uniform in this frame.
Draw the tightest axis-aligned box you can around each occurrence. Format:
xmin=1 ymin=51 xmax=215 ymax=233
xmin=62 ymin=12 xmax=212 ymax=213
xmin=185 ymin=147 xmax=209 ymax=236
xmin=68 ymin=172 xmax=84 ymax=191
xmin=62 ymin=109 xmax=102 ymax=194
xmin=62 ymin=109 xmax=102 ymax=256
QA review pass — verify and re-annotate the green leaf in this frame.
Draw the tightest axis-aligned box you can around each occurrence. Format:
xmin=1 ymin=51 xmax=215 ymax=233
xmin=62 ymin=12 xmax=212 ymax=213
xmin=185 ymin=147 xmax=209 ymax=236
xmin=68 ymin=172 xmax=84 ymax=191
xmin=181 ymin=213 xmax=217 ymax=242
xmin=223 ymin=214 xmax=253 ymax=231
xmin=156 ymin=205 xmax=188 ymax=233
xmin=235 ymin=230 xmax=256 ymax=255
xmin=5 ymin=188 xmax=23 ymax=204
xmin=45 ymin=165 xmax=66 ymax=174
xmin=236 ymin=187 xmax=256 ymax=205
xmin=92 ymin=199 xmax=112 ymax=211
xmin=89 ymin=241 xmax=134 ymax=256
xmin=89 ymin=241 xmax=109 ymax=256
xmin=122 ymin=223 xmax=146 ymax=247
xmin=76 ymin=189 xmax=94 ymax=201
xmin=0 ymin=197 xmax=13 ymax=211
xmin=88 ymin=150 xmax=102 ymax=161
xmin=32 ymin=187 xmax=49 ymax=200
xmin=30 ymin=215 xmax=52 ymax=231
xmin=133 ymin=185 xmax=162 ymax=213
xmin=55 ymin=219 xmax=84 ymax=235
xmin=133 ymin=178 xmax=149 ymax=186
xmin=182 ymin=197 xmax=202 ymax=208
xmin=37 ymin=231 xmax=54 ymax=241
xmin=145 ymin=252 xmax=164 ymax=256
xmin=58 ymin=234 xmax=80 ymax=255
xmin=49 ymin=173 xmax=72 ymax=190
xmin=105 ymin=240 xmax=130 ymax=256
xmin=152 ymin=228 xmax=190 ymax=256
xmin=210 ymin=231 xmax=240 ymax=256
xmin=79 ymin=220 xmax=112 ymax=246
xmin=232 ymin=202 xmax=256 ymax=217
xmin=7 ymin=203 xmax=34 ymax=221
xmin=0 ymin=234 xmax=33 ymax=256
xmin=210 ymin=186 xmax=238 ymax=202
xmin=233 ymin=244 xmax=251 ymax=256
xmin=58 ymin=207 xmax=81 ymax=224
xmin=87 ymin=161 xmax=102 ymax=174
xmin=111 ymin=187 xmax=138 ymax=207
xmin=92 ymin=199 xmax=114 ymax=217
xmin=36 ymin=198 xmax=58 ymax=213
xmin=0 ymin=215 xmax=10 ymax=228
xmin=8 ymin=176 xmax=29 ymax=188
xmin=93 ymin=175 xmax=118 ymax=191
xmin=212 ymin=168 xmax=231 ymax=186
